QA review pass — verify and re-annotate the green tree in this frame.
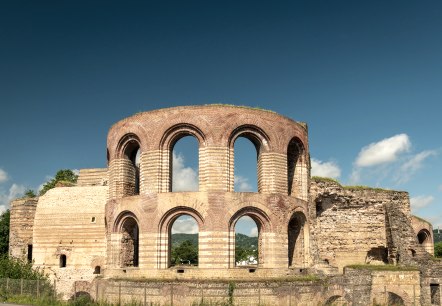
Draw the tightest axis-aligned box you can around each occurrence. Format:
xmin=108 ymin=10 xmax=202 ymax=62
xmin=171 ymin=240 xmax=198 ymax=265
xmin=0 ymin=255 xmax=47 ymax=279
xmin=0 ymin=209 xmax=10 ymax=255
xmin=24 ymin=189 xmax=36 ymax=198
xmin=39 ymin=169 xmax=78 ymax=196
xmin=435 ymin=242 xmax=442 ymax=258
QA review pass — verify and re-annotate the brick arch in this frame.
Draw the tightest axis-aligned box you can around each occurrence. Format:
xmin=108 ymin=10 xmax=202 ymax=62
xmin=228 ymin=124 xmax=270 ymax=153
xmin=113 ymin=211 xmax=140 ymax=268
xmin=157 ymin=206 xmax=204 ymax=269
xmin=159 ymin=123 xmax=206 ymax=149
xmin=228 ymin=206 xmax=271 ymax=268
xmin=159 ymin=123 xmax=206 ymax=192
xmin=113 ymin=133 xmax=142 ymax=196
xmin=116 ymin=133 xmax=141 ymax=159
xmin=288 ymin=211 xmax=309 ymax=268
xmin=107 ymin=120 xmax=150 ymax=161
xmin=113 ymin=210 xmax=139 ymax=233
xmin=228 ymin=125 xmax=271 ymax=192
xmin=287 ymin=137 xmax=308 ymax=198
xmin=417 ymin=228 xmax=431 ymax=244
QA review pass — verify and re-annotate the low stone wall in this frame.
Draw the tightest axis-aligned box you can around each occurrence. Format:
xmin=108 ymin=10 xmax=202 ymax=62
xmin=87 ymin=269 xmax=421 ymax=305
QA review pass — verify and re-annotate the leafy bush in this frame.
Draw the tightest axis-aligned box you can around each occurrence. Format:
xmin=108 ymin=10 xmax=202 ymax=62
xmin=0 ymin=255 xmax=47 ymax=280
xmin=0 ymin=210 xmax=10 ymax=255
xmin=39 ymin=169 xmax=78 ymax=196
xmin=435 ymin=242 xmax=442 ymax=258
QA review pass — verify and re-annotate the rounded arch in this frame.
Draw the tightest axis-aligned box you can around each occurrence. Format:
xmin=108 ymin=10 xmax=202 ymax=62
xmin=417 ymin=228 xmax=431 ymax=244
xmin=115 ymin=133 xmax=142 ymax=196
xmin=288 ymin=211 xmax=309 ymax=268
xmin=324 ymin=295 xmax=348 ymax=305
xmin=120 ymin=215 xmax=139 ymax=268
xmin=228 ymin=125 xmax=271 ymax=193
xmin=116 ymin=133 xmax=142 ymax=160
xmin=159 ymin=206 xmax=205 ymax=234
xmin=159 ymin=124 xmax=206 ymax=192
xmin=229 ymin=206 xmax=271 ymax=232
xmin=113 ymin=211 xmax=140 ymax=233
xmin=228 ymin=125 xmax=270 ymax=153
xmin=229 ymin=206 xmax=271 ymax=268
xmin=287 ymin=137 xmax=307 ymax=197
xmin=160 ymin=123 xmax=206 ymax=150
xmin=157 ymin=206 xmax=205 ymax=269
xmin=387 ymin=291 xmax=405 ymax=306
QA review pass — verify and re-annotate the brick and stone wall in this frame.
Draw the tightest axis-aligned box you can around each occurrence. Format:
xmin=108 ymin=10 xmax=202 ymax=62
xmin=32 ymin=186 xmax=107 ymax=299
xmin=9 ymin=198 xmax=37 ymax=260
xmin=8 ymin=105 xmax=437 ymax=304
xmin=310 ymin=178 xmax=413 ymax=271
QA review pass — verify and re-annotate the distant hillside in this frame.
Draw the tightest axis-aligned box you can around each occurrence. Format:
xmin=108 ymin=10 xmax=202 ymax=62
xmin=171 ymin=233 xmax=198 ymax=247
xmin=235 ymin=233 xmax=258 ymax=249
xmin=171 ymin=233 xmax=257 ymax=248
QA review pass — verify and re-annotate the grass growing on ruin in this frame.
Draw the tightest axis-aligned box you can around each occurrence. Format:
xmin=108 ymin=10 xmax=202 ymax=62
xmin=311 ymin=176 xmax=341 ymax=184
xmin=311 ymin=176 xmax=395 ymax=192
xmin=346 ymin=264 xmax=419 ymax=271
xmin=343 ymin=185 xmax=390 ymax=192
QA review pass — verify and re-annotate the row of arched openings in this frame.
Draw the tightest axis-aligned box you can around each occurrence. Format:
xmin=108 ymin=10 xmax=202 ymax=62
xmin=118 ymin=211 xmax=307 ymax=268
xmin=116 ymin=131 xmax=306 ymax=196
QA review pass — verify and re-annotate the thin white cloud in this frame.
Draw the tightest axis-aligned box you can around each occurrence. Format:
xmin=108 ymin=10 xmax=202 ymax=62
xmin=396 ymin=150 xmax=437 ymax=184
xmin=0 ymin=168 xmax=8 ymax=184
xmin=0 ymin=183 xmax=26 ymax=213
xmin=426 ymin=214 xmax=442 ymax=229
xmin=171 ymin=216 xmax=198 ymax=234
xmin=234 ymin=175 xmax=253 ymax=192
xmin=439 ymin=185 xmax=442 ymax=192
xmin=355 ymin=134 xmax=410 ymax=167
xmin=311 ymin=158 xmax=341 ymax=179
xmin=172 ymin=152 xmax=198 ymax=192
xmin=410 ymin=195 xmax=434 ymax=211
xmin=250 ymin=227 xmax=258 ymax=237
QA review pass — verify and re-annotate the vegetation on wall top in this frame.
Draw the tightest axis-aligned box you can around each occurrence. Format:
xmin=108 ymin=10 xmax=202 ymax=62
xmin=311 ymin=176 xmax=393 ymax=192
xmin=39 ymin=169 xmax=78 ymax=196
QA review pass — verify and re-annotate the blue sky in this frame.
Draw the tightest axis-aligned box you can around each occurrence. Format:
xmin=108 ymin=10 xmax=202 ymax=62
xmin=0 ymin=1 xmax=441 ymax=232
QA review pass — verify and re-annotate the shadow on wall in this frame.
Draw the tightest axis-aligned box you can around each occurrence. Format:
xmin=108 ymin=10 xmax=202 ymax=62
xmin=365 ymin=247 xmax=388 ymax=264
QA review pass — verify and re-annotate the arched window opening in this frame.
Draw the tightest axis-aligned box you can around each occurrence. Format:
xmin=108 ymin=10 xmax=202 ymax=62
xmin=387 ymin=292 xmax=405 ymax=306
xmin=60 ymin=254 xmax=67 ymax=268
xmin=121 ymin=217 xmax=139 ymax=267
xmin=234 ymin=137 xmax=258 ymax=192
xmin=171 ymin=136 xmax=199 ymax=192
xmin=170 ymin=214 xmax=199 ymax=266
xmin=417 ymin=229 xmax=430 ymax=244
xmin=121 ymin=136 xmax=141 ymax=196
xmin=287 ymin=138 xmax=304 ymax=196
xmin=324 ymin=295 xmax=347 ymax=306
xmin=235 ymin=216 xmax=259 ymax=266
xmin=93 ymin=266 xmax=101 ymax=274
xmin=288 ymin=212 xmax=306 ymax=267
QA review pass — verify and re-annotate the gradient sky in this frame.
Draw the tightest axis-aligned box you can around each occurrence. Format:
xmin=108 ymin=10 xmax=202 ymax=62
xmin=1 ymin=1 xmax=441 ymax=232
